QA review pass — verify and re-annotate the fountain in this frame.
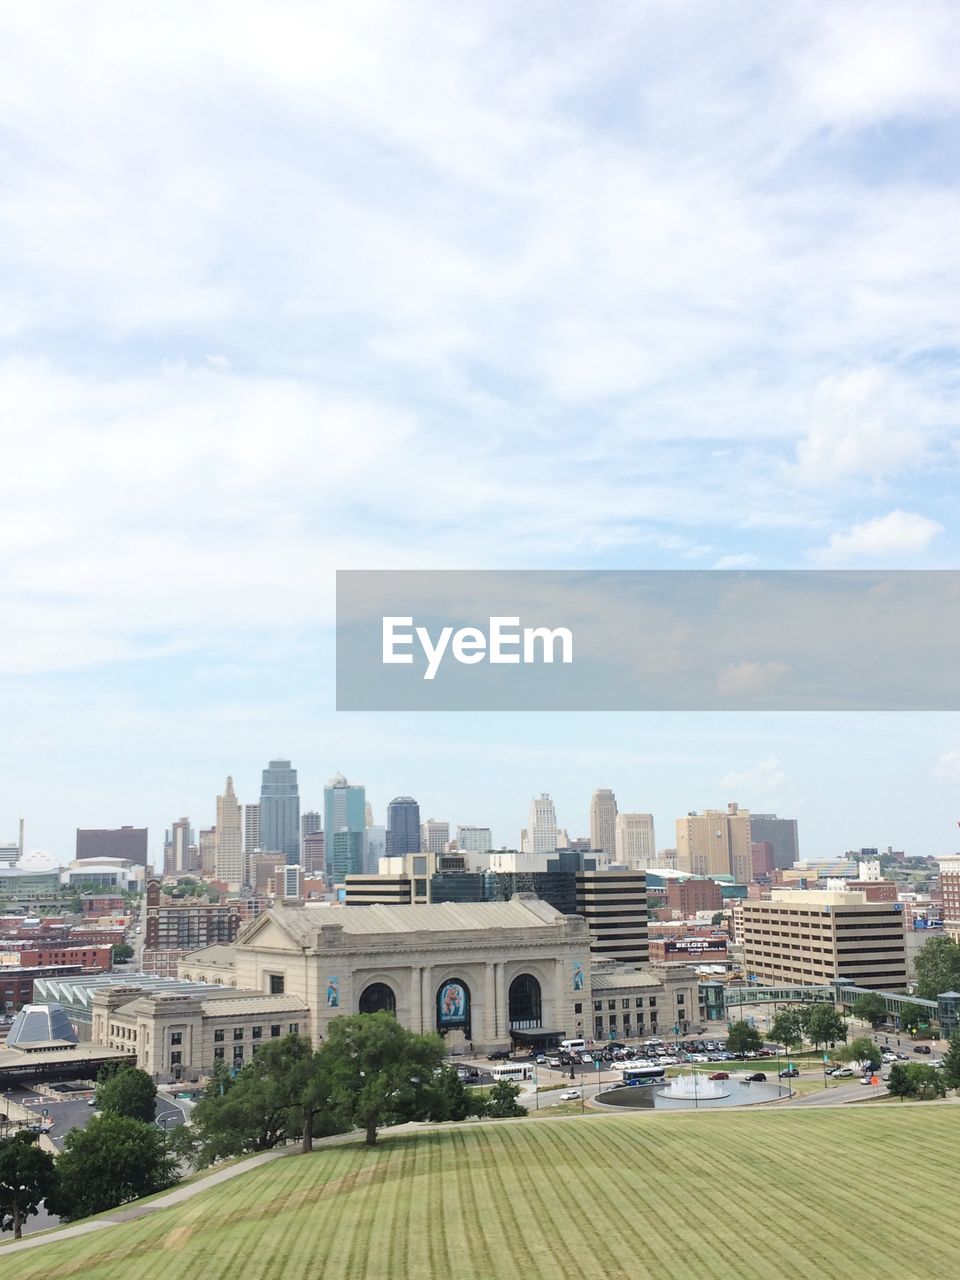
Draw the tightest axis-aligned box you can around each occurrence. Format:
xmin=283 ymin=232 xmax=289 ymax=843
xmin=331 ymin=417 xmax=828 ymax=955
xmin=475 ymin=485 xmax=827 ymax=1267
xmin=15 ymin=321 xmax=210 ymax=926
xmin=659 ymin=1072 xmax=730 ymax=1100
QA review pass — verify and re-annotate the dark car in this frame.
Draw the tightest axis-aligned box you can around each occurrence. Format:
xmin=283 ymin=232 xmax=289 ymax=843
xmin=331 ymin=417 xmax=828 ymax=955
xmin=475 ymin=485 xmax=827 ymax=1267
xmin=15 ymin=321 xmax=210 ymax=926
xmin=488 ymin=1050 xmax=512 ymax=1061
xmin=914 ymin=1044 xmax=932 ymax=1054
xmin=743 ymin=1072 xmax=767 ymax=1083
xmin=778 ymin=1067 xmax=799 ymax=1078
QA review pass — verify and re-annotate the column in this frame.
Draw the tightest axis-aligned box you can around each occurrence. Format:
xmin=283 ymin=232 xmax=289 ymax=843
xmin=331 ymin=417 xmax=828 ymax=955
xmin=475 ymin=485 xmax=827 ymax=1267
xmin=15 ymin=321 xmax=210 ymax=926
xmin=420 ymin=965 xmax=432 ymax=1035
xmin=484 ymin=963 xmax=497 ymax=1043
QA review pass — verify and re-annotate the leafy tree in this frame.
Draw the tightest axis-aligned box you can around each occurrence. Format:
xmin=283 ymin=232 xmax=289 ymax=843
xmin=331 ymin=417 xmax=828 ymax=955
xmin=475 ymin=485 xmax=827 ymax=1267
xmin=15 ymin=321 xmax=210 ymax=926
xmin=324 ymin=1012 xmax=446 ymax=1146
xmin=111 ymin=942 xmax=134 ymax=962
xmin=184 ymin=1034 xmax=344 ymax=1167
xmin=898 ymin=1001 xmax=932 ymax=1035
xmin=905 ymin=1063 xmax=946 ymax=1100
xmin=914 ymin=935 xmax=960 ymax=1001
xmin=725 ymin=1020 xmax=763 ymax=1055
xmin=710 ymin=912 xmax=724 ymax=927
xmin=47 ymin=1114 xmax=177 ymax=1221
xmin=837 ymin=1037 xmax=882 ymax=1069
xmin=803 ymin=1004 xmax=846 ymax=1052
xmin=940 ymin=1030 xmax=960 ymax=1093
xmin=426 ymin=1066 xmax=485 ymax=1123
xmin=95 ymin=1067 xmax=157 ymax=1124
xmin=485 ymin=1080 xmax=527 ymax=1118
xmin=851 ymin=993 xmax=888 ymax=1028
xmin=0 ymin=1132 xmax=59 ymax=1240
xmin=887 ymin=1062 xmax=915 ymax=1101
xmin=769 ymin=1009 xmax=803 ymax=1052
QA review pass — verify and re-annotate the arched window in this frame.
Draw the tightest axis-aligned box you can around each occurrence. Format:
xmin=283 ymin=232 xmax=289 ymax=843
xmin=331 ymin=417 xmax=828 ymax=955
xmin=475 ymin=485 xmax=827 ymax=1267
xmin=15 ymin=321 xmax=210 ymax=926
xmin=509 ymin=974 xmax=542 ymax=1029
xmin=359 ymin=982 xmax=397 ymax=1015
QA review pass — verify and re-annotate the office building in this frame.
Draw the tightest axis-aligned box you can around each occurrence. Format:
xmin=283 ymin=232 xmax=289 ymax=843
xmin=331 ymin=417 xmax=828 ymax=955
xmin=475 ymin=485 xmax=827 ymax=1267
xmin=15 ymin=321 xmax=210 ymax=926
xmin=525 ymin=794 xmax=557 ymax=855
xmin=324 ymin=774 xmax=366 ymax=878
xmin=575 ymin=870 xmax=648 ymax=964
xmin=199 ymin=827 xmax=217 ymax=877
xmin=664 ymin=878 xmax=723 ymax=917
xmin=615 ymin=813 xmax=656 ymax=868
xmin=168 ymin=818 xmax=192 ymax=876
xmin=751 ymin=841 xmax=774 ymax=877
xmin=75 ymin=826 xmax=148 ymax=867
xmin=938 ymin=856 xmax=960 ymax=922
xmin=362 ymin=825 xmax=386 ymax=875
xmin=386 ymin=796 xmax=421 ymax=857
xmin=302 ymin=831 xmax=326 ymax=879
xmin=365 ymin=802 xmax=374 ymax=827
xmin=749 ymin=813 xmax=800 ymax=871
xmin=144 ymin=879 xmax=242 ymax=954
xmin=300 ymin=810 xmax=322 ymax=859
xmin=589 ymin=789 xmax=618 ymax=862
xmin=243 ymin=804 xmax=261 ymax=854
xmin=215 ymin=776 xmax=244 ymax=889
xmin=330 ymin=830 xmax=364 ymax=881
xmin=259 ymin=760 xmax=300 ymax=864
xmin=676 ymin=803 xmax=752 ymax=882
xmin=738 ymin=889 xmax=907 ymax=990
xmin=456 ymin=826 xmax=493 ymax=853
xmin=420 ymin=819 xmax=450 ymax=855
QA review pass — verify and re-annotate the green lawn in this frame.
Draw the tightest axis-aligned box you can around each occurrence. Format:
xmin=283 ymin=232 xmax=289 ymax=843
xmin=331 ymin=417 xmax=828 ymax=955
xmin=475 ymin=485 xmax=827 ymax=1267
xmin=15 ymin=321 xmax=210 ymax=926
xmin=4 ymin=1108 xmax=958 ymax=1280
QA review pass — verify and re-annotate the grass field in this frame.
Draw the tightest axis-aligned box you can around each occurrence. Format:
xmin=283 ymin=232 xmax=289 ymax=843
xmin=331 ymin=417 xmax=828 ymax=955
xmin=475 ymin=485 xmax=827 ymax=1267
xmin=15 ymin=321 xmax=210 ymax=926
xmin=3 ymin=1108 xmax=958 ymax=1280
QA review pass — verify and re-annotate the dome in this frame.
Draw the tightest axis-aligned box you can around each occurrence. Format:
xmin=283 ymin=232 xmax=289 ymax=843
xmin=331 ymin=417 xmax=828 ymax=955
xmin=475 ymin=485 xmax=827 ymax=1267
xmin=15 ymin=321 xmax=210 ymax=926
xmin=17 ymin=849 xmax=59 ymax=873
xmin=7 ymin=1002 xmax=78 ymax=1047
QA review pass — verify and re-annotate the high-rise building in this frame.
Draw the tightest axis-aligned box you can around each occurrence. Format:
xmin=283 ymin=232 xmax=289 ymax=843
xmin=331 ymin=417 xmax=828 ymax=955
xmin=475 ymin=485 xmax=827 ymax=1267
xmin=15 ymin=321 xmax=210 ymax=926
xmin=676 ymin=803 xmax=752 ymax=882
xmin=576 ymin=870 xmax=648 ymax=964
xmin=169 ymin=818 xmax=191 ymax=876
xmin=749 ymin=814 xmax=800 ymax=871
xmin=215 ymin=776 xmax=244 ymax=889
xmin=456 ymin=826 xmax=493 ymax=852
xmin=243 ymin=804 xmax=261 ymax=854
xmin=589 ymin=789 xmax=618 ymax=861
xmin=420 ymin=819 xmax=449 ymax=855
xmin=301 ymin=810 xmax=322 ymax=853
xmin=365 ymin=801 xmax=374 ymax=827
xmin=259 ymin=759 xmax=300 ymax=864
xmin=386 ymin=797 xmax=421 ymax=857
xmin=323 ymin=774 xmax=366 ymax=879
xmin=939 ymin=856 xmax=960 ymax=923
xmin=615 ymin=813 xmax=656 ymax=868
xmin=526 ymin=794 xmax=557 ymax=856
xmin=76 ymin=827 xmax=148 ymax=867
xmin=362 ymin=825 xmax=386 ymax=875
xmin=199 ymin=826 xmax=217 ymax=876
xmin=302 ymin=831 xmax=326 ymax=879
xmin=330 ymin=830 xmax=364 ymax=881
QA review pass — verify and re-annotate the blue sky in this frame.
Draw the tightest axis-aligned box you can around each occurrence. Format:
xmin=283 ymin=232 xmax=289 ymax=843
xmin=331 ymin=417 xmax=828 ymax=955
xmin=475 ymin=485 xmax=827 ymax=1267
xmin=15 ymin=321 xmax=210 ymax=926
xmin=0 ymin=1 xmax=959 ymax=862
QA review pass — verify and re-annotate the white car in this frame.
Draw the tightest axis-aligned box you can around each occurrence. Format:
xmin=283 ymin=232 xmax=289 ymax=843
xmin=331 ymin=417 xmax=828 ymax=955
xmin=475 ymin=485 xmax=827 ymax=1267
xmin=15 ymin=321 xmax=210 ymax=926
xmin=559 ymin=1089 xmax=581 ymax=1101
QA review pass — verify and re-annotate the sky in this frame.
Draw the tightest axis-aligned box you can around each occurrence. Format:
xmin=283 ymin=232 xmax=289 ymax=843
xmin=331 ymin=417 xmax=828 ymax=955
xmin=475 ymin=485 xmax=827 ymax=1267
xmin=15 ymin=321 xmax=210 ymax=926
xmin=1 ymin=1 xmax=959 ymax=863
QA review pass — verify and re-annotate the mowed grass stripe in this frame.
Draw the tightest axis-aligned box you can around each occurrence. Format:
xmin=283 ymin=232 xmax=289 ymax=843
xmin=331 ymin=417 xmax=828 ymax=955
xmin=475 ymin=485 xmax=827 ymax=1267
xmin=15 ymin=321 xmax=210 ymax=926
xmin=5 ymin=1109 xmax=960 ymax=1280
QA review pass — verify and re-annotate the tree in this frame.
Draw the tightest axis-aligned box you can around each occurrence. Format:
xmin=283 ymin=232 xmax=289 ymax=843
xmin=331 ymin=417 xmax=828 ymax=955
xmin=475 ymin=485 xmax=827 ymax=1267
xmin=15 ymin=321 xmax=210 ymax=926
xmin=940 ymin=1030 xmax=960 ymax=1093
xmin=47 ymin=1113 xmax=177 ymax=1221
xmin=426 ymin=1066 xmax=485 ymax=1123
xmin=0 ymin=1132 xmax=59 ymax=1240
xmin=485 ymin=1080 xmax=527 ymax=1118
xmin=711 ymin=912 xmax=724 ymax=927
xmin=324 ymin=1012 xmax=446 ymax=1146
xmin=851 ymin=993 xmax=888 ymax=1029
xmin=898 ymin=1001 xmax=931 ymax=1036
xmin=726 ymin=1020 xmax=762 ymax=1055
xmin=887 ymin=1062 xmax=915 ymax=1101
xmin=905 ymin=1063 xmax=946 ymax=1100
xmin=769 ymin=1009 xmax=803 ymax=1052
xmin=803 ymin=1004 xmax=847 ymax=1052
xmin=111 ymin=943 xmax=134 ymax=963
xmin=914 ymin=935 xmax=960 ymax=1001
xmin=837 ymin=1037 xmax=882 ymax=1069
xmin=95 ymin=1067 xmax=157 ymax=1124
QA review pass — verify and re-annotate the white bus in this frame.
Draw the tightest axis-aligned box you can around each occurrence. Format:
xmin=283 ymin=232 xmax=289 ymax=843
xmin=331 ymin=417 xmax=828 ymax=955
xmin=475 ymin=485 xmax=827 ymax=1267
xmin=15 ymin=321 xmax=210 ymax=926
xmin=488 ymin=1064 xmax=533 ymax=1082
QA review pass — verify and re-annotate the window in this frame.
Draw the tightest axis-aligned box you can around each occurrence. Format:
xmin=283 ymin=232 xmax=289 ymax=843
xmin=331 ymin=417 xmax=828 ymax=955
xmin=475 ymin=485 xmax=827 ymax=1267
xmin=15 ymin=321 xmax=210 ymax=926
xmin=171 ymin=1051 xmax=182 ymax=1066
xmin=171 ymin=1031 xmax=182 ymax=1045
xmin=595 ymin=1017 xmax=604 ymax=1038
xmin=233 ymin=1045 xmax=244 ymax=1063
xmin=214 ymin=1046 xmax=224 ymax=1060
xmin=593 ymin=1000 xmax=602 ymax=1012
xmin=677 ymin=994 xmax=685 ymax=1006
xmin=648 ymin=997 xmax=657 ymax=1008
xmin=413 ymin=857 xmax=427 ymax=876
xmin=271 ymin=1024 xmax=281 ymax=1037
xmin=574 ymin=1002 xmax=582 ymax=1015
xmin=635 ymin=997 xmax=643 ymax=1008
xmin=233 ymin=1027 xmax=244 ymax=1041
xmin=214 ymin=1028 xmax=224 ymax=1042
xmin=607 ymin=1000 xmax=615 ymax=1011
xmin=622 ymin=999 xmax=629 ymax=1009
xmin=414 ymin=879 xmax=427 ymax=896
xmin=289 ymin=1023 xmax=299 ymax=1035
xmin=252 ymin=1026 xmax=262 ymax=1039
xmin=269 ymin=974 xmax=285 ymax=995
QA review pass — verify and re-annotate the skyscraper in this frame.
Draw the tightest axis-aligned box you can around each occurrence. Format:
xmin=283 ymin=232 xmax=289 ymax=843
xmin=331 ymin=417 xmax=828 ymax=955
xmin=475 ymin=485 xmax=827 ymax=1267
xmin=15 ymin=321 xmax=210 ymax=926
xmin=676 ymin=802 xmax=752 ymax=882
xmin=420 ymin=819 xmax=450 ymax=855
xmin=615 ymin=813 xmax=656 ymax=868
xmin=243 ymin=803 xmax=260 ymax=854
xmin=387 ymin=796 xmax=421 ymax=856
xmin=323 ymin=773 xmax=366 ymax=879
xmin=169 ymin=817 xmax=191 ymax=875
xmin=526 ymin=794 xmax=557 ymax=855
xmin=749 ymin=813 xmax=800 ymax=870
xmin=259 ymin=759 xmax=300 ymax=864
xmin=215 ymin=776 xmax=244 ymax=888
xmin=589 ymin=788 xmax=618 ymax=861
xmin=456 ymin=826 xmax=493 ymax=852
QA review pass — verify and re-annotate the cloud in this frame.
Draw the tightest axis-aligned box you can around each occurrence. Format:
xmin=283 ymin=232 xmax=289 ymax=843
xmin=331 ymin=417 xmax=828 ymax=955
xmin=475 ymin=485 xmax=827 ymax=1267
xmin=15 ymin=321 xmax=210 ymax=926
xmin=810 ymin=510 xmax=944 ymax=564
xmin=934 ymin=749 xmax=960 ymax=783
xmin=720 ymin=757 xmax=787 ymax=794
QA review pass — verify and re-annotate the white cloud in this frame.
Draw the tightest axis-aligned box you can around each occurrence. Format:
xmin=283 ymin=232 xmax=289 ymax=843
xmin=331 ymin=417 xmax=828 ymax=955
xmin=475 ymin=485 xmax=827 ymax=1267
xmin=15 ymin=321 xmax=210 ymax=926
xmin=811 ymin=510 xmax=944 ymax=564
xmin=720 ymin=757 xmax=787 ymax=794
xmin=934 ymin=749 xmax=960 ymax=783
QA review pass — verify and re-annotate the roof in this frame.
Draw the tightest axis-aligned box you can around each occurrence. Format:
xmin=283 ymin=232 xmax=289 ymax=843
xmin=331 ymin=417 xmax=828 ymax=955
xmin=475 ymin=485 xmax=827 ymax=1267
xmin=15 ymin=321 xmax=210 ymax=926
xmin=245 ymin=896 xmax=568 ymax=945
xmin=180 ymin=944 xmax=237 ymax=967
xmin=199 ymin=994 xmax=309 ymax=1016
xmin=7 ymin=1003 xmax=78 ymax=1047
xmin=590 ymin=968 xmax=664 ymax=992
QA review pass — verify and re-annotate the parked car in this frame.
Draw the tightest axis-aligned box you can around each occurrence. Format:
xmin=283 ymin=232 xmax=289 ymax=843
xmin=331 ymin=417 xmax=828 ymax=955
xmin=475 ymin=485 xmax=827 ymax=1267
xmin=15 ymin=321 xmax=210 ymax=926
xmin=535 ymin=1054 xmax=547 ymax=1065
xmin=547 ymin=1058 xmax=562 ymax=1068
xmin=834 ymin=1067 xmax=855 ymax=1077
xmin=708 ymin=1071 xmax=729 ymax=1081
xmin=580 ymin=1052 xmax=595 ymax=1064
xmin=914 ymin=1044 xmax=932 ymax=1054
xmin=559 ymin=1089 xmax=581 ymax=1101
xmin=743 ymin=1072 xmax=767 ymax=1083
xmin=860 ymin=1075 xmax=877 ymax=1085
xmin=488 ymin=1050 xmax=511 ymax=1061
xmin=778 ymin=1068 xmax=799 ymax=1079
